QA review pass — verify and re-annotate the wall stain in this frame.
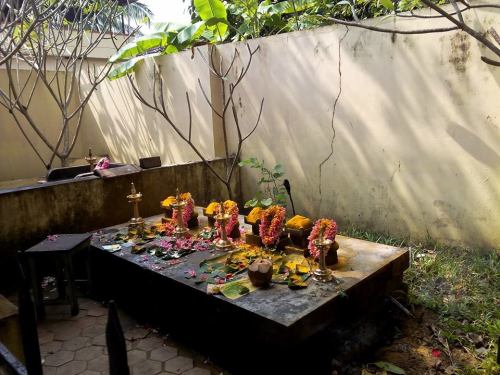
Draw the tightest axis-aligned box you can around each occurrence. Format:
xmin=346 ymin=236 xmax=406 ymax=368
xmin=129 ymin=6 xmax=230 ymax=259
xmin=314 ymin=42 xmax=321 ymax=55
xmin=449 ymin=32 xmax=471 ymax=73
xmin=433 ymin=200 xmax=463 ymax=230
xmin=389 ymin=161 xmax=401 ymax=182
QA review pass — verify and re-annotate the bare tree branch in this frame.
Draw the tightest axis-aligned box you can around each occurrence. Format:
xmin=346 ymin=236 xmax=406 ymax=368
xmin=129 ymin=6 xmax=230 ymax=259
xmin=186 ymin=92 xmax=192 ymax=142
xmin=127 ymin=43 xmax=264 ymax=199
xmin=490 ymin=27 xmax=500 ymax=46
xmin=242 ymin=98 xmax=264 ymax=142
xmin=480 ymin=56 xmax=500 ymax=66
xmin=198 ymin=78 xmax=223 ymax=118
xmin=420 ymin=0 xmax=500 ymax=60
xmin=325 ymin=15 xmax=459 ymax=34
xmin=127 ymin=73 xmax=228 ymax=185
xmin=449 ymin=0 xmax=464 ymax=24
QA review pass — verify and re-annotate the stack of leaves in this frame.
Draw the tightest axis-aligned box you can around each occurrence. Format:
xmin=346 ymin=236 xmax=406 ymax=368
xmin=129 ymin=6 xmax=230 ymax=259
xmin=113 ymin=223 xmax=172 ymax=245
xmin=197 ymin=246 xmax=311 ymax=289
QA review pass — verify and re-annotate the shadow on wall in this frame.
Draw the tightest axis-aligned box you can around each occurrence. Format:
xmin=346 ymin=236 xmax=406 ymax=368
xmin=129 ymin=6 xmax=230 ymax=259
xmin=218 ymin=11 xmax=500 ymax=248
xmin=446 ymin=123 xmax=500 ymax=168
xmin=84 ymin=47 xmax=216 ymax=168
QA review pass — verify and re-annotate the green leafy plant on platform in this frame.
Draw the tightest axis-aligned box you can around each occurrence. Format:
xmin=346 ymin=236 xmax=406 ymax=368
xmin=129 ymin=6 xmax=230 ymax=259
xmin=239 ymin=157 xmax=287 ymax=209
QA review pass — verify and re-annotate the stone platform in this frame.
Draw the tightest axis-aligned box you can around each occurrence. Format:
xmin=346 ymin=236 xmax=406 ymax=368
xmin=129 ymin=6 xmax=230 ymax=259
xmin=89 ymin=212 xmax=409 ymax=374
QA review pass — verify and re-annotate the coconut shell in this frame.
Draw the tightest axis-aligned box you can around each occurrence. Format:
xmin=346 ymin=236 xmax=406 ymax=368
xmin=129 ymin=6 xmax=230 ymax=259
xmin=248 ymin=258 xmax=273 ymax=287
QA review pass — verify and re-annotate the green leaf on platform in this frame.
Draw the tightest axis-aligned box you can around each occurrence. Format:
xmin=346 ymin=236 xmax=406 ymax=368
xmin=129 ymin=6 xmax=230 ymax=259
xmin=288 ymin=274 xmax=308 ymax=289
xmin=220 ymin=278 xmax=254 ymax=299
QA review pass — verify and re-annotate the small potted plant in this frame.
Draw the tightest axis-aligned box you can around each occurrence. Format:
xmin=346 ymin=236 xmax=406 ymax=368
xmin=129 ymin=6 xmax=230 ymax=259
xmin=239 ymin=157 xmax=288 ymax=237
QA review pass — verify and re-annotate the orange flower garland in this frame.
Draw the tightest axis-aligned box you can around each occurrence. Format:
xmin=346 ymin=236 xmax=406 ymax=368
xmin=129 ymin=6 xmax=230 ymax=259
xmin=259 ymin=205 xmax=286 ymax=247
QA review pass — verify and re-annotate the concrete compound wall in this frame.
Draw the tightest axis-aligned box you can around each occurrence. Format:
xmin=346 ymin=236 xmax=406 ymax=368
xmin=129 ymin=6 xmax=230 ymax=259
xmin=0 ymin=158 xmax=239 ymax=289
xmin=0 ymin=4 xmax=499 ymax=248
xmin=82 ymin=47 xmax=218 ymax=167
xmin=0 ymin=158 xmax=239 ymax=256
xmin=217 ymin=5 xmax=500 ymax=249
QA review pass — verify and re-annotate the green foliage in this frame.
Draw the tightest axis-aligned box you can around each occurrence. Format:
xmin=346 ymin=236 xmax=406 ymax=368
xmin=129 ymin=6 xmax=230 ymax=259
xmin=221 ymin=0 xmax=423 ymax=40
xmin=108 ymin=0 xmax=229 ymax=80
xmin=107 ymin=0 xmax=444 ymax=79
xmin=194 ymin=0 xmax=229 ymax=40
xmin=342 ymin=226 xmax=500 ymax=374
xmin=239 ymin=157 xmax=288 ymax=208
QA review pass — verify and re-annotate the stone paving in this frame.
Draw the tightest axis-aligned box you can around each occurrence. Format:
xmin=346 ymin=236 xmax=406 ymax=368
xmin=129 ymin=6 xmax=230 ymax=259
xmin=39 ymin=298 xmax=228 ymax=375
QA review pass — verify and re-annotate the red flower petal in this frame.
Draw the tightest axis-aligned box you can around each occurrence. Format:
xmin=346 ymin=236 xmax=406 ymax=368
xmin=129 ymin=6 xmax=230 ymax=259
xmin=431 ymin=348 xmax=442 ymax=358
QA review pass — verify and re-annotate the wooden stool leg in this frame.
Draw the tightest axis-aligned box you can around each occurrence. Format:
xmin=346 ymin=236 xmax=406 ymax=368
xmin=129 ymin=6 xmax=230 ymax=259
xmin=28 ymin=257 xmax=45 ymax=319
xmin=63 ymin=255 xmax=79 ymax=316
xmin=56 ymin=257 xmax=66 ymax=299
xmin=86 ymin=247 xmax=92 ymax=295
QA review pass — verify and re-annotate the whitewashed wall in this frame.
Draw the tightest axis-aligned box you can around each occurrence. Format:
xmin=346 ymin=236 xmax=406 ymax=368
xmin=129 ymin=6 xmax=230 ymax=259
xmin=218 ymin=6 xmax=500 ymax=248
xmin=83 ymin=46 xmax=216 ymax=166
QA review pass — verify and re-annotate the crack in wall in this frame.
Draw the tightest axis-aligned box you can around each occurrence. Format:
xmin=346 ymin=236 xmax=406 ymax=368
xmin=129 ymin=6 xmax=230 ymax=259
xmin=318 ymin=27 xmax=349 ymax=215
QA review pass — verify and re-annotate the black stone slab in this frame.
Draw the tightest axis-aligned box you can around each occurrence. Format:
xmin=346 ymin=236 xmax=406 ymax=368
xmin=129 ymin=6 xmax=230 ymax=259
xmin=90 ymin=211 xmax=409 ymax=344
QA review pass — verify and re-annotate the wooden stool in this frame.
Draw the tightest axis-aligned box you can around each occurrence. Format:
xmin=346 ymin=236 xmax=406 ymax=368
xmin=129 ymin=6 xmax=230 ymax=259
xmin=0 ymin=294 xmax=23 ymax=364
xmin=24 ymin=233 xmax=92 ymax=318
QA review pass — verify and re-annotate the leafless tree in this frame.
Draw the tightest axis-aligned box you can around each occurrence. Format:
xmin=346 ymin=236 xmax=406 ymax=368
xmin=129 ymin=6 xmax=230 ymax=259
xmin=0 ymin=0 xmax=68 ymax=66
xmin=128 ymin=44 xmax=264 ymax=200
xmin=0 ymin=0 xmax=136 ymax=169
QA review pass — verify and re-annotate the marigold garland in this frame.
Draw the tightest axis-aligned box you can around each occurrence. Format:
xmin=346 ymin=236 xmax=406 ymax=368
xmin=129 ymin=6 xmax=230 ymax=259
xmin=161 ymin=196 xmax=176 ymax=208
xmin=171 ymin=192 xmax=194 ymax=226
xmin=285 ymin=215 xmax=313 ymax=230
xmin=246 ymin=207 xmax=263 ymax=224
xmin=205 ymin=201 xmax=220 ymax=215
xmin=307 ymin=218 xmax=337 ymax=259
xmin=259 ymin=205 xmax=286 ymax=247
xmin=214 ymin=200 xmax=239 ymax=237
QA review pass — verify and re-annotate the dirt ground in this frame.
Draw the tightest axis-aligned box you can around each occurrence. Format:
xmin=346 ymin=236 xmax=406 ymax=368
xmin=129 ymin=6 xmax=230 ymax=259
xmin=369 ymin=307 xmax=485 ymax=375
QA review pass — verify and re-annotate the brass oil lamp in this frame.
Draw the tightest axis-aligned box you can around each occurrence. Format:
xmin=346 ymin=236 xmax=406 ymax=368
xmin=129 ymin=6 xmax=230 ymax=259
xmin=312 ymin=227 xmax=334 ymax=283
xmin=127 ymin=182 xmax=144 ymax=236
xmin=214 ymin=201 xmax=233 ymax=250
xmin=170 ymin=188 xmax=189 ymax=238
xmin=85 ymin=148 xmax=97 ymax=172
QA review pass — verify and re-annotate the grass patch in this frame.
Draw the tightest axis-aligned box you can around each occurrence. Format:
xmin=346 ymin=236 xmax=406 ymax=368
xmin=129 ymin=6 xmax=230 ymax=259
xmin=341 ymin=226 xmax=500 ymax=374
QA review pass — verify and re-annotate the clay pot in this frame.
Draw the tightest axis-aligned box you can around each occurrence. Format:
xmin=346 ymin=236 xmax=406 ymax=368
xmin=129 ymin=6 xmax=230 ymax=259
xmin=248 ymin=258 xmax=273 ymax=287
